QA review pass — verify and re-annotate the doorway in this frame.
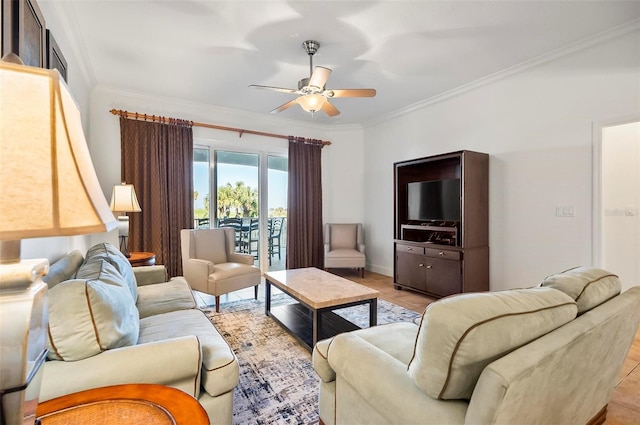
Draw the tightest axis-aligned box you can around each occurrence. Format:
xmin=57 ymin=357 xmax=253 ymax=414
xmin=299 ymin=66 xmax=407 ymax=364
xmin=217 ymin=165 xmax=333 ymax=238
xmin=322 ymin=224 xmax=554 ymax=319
xmin=594 ymin=119 xmax=640 ymax=292
xmin=192 ymin=146 xmax=288 ymax=272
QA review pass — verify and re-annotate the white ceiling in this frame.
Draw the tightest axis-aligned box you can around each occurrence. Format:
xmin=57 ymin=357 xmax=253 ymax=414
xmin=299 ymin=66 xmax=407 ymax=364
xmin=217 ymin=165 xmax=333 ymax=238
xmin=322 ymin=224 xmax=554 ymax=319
xmin=61 ymin=1 xmax=640 ymax=125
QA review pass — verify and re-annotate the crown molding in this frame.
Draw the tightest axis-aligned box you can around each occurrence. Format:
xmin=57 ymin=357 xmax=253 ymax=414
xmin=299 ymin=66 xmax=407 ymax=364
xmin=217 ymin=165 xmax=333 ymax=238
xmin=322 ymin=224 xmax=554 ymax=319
xmin=51 ymin=1 xmax=97 ymax=89
xmin=364 ymin=18 xmax=640 ymax=128
xmin=92 ymin=84 xmax=362 ymax=134
xmin=94 ymin=85 xmax=363 ymax=134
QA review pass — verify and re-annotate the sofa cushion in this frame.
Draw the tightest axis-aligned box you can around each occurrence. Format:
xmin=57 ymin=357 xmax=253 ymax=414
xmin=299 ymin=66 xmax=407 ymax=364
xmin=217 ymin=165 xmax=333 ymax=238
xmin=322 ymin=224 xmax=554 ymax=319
xmin=46 ymin=260 xmax=140 ymax=361
xmin=330 ymin=224 xmax=357 ymax=250
xmin=42 ymin=250 xmax=84 ymax=288
xmin=85 ymin=242 xmax=138 ymax=301
xmin=138 ymin=309 xmax=238 ymax=397
xmin=407 ymin=287 xmax=577 ymax=400
xmin=313 ymin=322 xmax=419 ymax=384
xmin=539 ymin=267 xmax=621 ymax=314
xmin=136 ymin=277 xmax=197 ymax=319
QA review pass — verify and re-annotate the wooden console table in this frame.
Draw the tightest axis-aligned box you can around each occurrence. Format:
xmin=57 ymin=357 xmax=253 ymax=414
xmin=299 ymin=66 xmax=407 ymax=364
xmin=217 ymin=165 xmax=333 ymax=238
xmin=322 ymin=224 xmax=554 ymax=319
xmin=36 ymin=384 xmax=208 ymax=424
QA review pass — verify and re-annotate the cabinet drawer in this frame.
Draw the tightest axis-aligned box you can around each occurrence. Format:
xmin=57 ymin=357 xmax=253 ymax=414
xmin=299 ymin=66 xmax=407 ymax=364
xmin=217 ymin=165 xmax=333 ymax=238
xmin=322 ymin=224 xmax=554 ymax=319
xmin=424 ymin=248 xmax=461 ymax=260
xmin=396 ymin=244 xmax=424 ymax=255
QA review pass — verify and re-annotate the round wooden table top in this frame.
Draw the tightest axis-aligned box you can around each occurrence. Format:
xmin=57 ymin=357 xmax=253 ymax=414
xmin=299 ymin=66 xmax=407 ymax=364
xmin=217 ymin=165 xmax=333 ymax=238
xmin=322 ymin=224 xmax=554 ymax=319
xmin=128 ymin=251 xmax=156 ymax=267
xmin=36 ymin=384 xmax=208 ymax=425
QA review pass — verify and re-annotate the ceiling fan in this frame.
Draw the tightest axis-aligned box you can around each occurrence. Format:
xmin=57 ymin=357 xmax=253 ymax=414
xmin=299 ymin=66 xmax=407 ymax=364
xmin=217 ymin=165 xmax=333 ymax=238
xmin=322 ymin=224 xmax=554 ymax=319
xmin=249 ymin=40 xmax=376 ymax=117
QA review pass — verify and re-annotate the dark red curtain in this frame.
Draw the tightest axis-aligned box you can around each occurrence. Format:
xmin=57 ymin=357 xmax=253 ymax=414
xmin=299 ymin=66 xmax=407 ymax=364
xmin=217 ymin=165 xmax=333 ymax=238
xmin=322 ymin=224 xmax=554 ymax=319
xmin=286 ymin=136 xmax=324 ymax=269
xmin=119 ymin=116 xmax=193 ymax=277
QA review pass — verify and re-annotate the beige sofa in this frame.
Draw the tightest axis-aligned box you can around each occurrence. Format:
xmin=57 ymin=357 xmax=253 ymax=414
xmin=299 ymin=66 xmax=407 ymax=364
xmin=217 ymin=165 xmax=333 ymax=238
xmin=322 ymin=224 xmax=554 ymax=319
xmin=313 ymin=267 xmax=640 ymax=425
xmin=40 ymin=243 xmax=238 ymax=425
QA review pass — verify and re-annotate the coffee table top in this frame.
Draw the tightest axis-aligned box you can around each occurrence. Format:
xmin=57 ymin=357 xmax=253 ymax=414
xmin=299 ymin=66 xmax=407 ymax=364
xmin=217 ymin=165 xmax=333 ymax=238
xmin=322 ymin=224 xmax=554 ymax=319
xmin=264 ymin=267 xmax=379 ymax=309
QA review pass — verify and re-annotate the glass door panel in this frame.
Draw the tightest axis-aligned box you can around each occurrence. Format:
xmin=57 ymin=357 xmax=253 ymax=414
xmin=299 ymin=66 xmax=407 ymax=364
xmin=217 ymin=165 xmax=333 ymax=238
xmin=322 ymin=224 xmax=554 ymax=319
xmin=215 ymin=151 xmax=260 ymax=260
xmin=267 ymin=155 xmax=287 ymax=271
xmin=193 ymin=147 xmax=211 ymax=229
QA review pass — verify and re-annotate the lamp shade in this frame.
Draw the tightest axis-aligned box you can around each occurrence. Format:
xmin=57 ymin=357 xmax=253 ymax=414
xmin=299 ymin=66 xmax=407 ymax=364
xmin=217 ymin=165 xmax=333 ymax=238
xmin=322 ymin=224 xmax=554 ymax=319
xmin=296 ymin=93 xmax=327 ymax=113
xmin=0 ymin=61 xmax=117 ymax=241
xmin=110 ymin=183 xmax=142 ymax=213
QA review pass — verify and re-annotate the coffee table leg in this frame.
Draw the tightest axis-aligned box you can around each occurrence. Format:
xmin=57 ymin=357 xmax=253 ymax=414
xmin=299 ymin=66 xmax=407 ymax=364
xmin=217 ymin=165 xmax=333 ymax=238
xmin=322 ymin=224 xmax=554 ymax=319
xmin=265 ymin=279 xmax=271 ymax=316
xmin=313 ymin=309 xmax=320 ymax=347
xmin=370 ymin=298 xmax=377 ymax=327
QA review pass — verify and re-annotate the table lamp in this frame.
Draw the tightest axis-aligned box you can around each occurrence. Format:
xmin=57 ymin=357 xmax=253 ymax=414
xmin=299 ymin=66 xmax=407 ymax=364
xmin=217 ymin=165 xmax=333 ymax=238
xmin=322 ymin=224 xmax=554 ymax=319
xmin=0 ymin=55 xmax=117 ymax=425
xmin=109 ymin=183 xmax=141 ymax=258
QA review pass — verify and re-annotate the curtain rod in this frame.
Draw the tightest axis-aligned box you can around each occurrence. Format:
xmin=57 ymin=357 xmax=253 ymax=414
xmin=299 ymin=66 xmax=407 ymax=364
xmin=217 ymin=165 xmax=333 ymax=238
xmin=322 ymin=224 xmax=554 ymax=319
xmin=109 ymin=109 xmax=331 ymax=146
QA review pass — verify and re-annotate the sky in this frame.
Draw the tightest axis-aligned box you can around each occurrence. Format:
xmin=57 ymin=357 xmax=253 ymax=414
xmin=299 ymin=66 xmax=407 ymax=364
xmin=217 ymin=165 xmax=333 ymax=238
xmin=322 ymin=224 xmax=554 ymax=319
xmin=194 ymin=162 xmax=287 ymax=214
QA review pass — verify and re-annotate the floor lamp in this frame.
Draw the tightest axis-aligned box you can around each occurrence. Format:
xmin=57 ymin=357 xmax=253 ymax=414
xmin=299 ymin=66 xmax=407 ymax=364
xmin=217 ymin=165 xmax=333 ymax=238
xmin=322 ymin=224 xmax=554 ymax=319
xmin=109 ymin=183 xmax=141 ymax=258
xmin=0 ymin=56 xmax=117 ymax=425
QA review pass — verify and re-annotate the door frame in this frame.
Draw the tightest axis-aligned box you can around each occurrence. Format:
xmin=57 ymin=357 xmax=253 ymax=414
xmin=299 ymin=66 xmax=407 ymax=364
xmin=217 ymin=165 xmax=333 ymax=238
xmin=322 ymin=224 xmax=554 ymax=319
xmin=194 ymin=141 xmax=287 ymax=272
xmin=591 ymin=115 xmax=640 ymax=266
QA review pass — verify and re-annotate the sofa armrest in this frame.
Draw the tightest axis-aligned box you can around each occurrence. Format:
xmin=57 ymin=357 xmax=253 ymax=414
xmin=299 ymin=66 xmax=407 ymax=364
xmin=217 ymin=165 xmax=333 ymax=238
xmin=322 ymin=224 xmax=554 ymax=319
xmin=40 ymin=336 xmax=202 ymax=402
xmin=133 ymin=265 xmax=168 ymax=286
xmin=328 ymin=332 xmax=468 ymax=424
xmin=227 ymin=252 xmax=254 ymax=265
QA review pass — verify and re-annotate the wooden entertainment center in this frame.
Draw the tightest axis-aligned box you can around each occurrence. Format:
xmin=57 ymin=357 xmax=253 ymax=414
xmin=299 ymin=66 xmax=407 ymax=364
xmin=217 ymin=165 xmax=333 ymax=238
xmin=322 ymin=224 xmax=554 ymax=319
xmin=393 ymin=150 xmax=489 ymax=298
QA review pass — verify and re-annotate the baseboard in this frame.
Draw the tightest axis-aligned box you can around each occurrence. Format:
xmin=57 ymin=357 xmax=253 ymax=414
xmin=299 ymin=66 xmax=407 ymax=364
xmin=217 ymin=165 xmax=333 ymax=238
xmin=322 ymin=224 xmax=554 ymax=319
xmin=586 ymin=405 xmax=607 ymax=425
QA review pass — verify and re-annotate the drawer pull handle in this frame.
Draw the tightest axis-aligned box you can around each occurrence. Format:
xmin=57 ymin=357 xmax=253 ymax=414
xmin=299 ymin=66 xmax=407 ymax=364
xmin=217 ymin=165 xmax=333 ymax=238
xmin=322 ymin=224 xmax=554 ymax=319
xmin=407 ymin=247 xmax=413 ymax=252
xmin=426 ymin=265 xmax=433 ymax=269
xmin=438 ymin=251 xmax=444 ymax=256
xmin=418 ymin=263 xmax=424 ymax=267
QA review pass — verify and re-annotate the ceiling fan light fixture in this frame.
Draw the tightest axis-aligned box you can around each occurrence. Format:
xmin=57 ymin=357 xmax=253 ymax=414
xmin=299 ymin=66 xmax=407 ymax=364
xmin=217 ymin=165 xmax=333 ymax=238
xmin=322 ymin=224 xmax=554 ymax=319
xmin=296 ymin=93 xmax=327 ymax=113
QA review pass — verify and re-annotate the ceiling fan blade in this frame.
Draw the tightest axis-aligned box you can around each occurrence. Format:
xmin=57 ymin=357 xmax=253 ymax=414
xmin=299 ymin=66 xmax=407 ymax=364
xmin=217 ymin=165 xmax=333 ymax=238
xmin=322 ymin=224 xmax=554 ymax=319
xmin=326 ymin=89 xmax=377 ymax=98
xmin=249 ymin=84 xmax=298 ymax=94
xmin=308 ymin=66 xmax=332 ymax=89
xmin=321 ymin=100 xmax=340 ymax=117
xmin=270 ymin=99 xmax=298 ymax=114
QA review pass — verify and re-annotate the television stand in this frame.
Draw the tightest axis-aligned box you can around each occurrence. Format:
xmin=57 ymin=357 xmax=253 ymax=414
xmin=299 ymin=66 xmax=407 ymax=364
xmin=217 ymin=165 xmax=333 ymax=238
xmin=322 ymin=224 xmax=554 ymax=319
xmin=393 ymin=150 xmax=489 ymax=299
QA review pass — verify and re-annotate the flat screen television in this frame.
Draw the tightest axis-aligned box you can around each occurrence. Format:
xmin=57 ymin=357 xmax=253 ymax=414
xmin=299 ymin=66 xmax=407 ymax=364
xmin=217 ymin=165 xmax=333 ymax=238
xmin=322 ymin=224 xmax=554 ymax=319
xmin=407 ymin=178 xmax=461 ymax=222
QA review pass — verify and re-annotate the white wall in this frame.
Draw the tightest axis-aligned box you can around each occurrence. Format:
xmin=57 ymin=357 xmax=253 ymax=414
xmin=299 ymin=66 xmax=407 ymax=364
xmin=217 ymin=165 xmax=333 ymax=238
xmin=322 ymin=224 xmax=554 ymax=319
xmin=363 ymin=29 xmax=640 ymax=290
xmin=602 ymin=121 xmax=640 ymax=291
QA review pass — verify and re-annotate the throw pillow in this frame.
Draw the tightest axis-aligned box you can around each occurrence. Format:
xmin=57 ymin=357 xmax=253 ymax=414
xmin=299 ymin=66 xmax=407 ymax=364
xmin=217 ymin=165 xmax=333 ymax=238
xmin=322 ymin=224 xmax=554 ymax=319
xmin=85 ymin=242 xmax=138 ymax=301
xmin=47 ymin=259 xmax=139 ymax=361
xmin=407 ymin=287 xmax=577 ymax=400
xmin=539 ymin=267 xmax=621 ymax=314
xmin=42 ymin=250 xmax=84 ymax=289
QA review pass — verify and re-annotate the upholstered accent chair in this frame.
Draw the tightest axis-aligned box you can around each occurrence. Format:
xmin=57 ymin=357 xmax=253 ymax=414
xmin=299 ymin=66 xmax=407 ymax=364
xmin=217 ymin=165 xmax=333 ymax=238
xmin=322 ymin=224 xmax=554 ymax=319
xmin=324 ymin=223 xmax=366 ymax=277
xmin=181 ymin=228 xmax=261 ymax=312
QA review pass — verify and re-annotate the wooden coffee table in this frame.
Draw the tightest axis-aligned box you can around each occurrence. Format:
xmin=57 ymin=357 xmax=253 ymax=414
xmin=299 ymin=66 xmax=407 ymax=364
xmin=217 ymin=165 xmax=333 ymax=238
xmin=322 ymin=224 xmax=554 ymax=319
xmin=264 ymin=267 xmax=379 ymax=351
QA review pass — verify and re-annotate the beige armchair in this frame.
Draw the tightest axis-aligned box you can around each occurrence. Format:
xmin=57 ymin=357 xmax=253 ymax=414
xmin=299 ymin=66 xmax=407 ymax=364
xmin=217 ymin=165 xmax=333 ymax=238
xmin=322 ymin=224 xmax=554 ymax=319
xmin=181 ymin=228 xmax=261 ymax=312
xmin=324 ymin=223 xmax=366 ymax=277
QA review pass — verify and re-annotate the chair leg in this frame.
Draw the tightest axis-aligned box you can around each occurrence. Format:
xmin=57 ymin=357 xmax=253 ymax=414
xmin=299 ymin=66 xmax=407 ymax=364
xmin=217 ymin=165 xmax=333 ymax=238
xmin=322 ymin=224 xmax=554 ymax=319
xmin=215 ymin=296 xmax=220 ymax=313
xmin=254 ymin=285 xmax=258 ymax=299
xmin=361 ymin=267 xmax=365 ymax=278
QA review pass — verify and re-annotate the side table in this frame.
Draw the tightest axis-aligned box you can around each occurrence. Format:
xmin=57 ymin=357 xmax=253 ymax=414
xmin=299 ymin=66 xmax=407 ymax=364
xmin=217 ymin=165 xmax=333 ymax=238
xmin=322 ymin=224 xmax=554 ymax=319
xmin=128 ymin=251 xmax=156 ymax=267
xmin=36 ymin=384 xmax=208 ymax=424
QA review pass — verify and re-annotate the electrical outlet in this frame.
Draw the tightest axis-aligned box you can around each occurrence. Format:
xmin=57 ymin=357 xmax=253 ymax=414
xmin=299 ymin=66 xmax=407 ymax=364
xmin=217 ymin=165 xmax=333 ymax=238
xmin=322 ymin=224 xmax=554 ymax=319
xmin=556 ymin=206 xmax=575 ymax=217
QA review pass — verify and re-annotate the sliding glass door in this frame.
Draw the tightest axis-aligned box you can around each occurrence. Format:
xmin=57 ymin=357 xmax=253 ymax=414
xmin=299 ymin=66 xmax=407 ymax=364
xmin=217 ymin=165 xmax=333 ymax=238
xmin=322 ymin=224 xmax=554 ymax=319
xmin=193 ymin=146 xmax=287 ymax=272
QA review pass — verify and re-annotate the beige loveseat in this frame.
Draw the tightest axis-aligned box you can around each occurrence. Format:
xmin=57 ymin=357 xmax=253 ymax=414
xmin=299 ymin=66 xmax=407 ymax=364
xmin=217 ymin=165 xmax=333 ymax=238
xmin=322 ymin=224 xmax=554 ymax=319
xmin=39 ymin=243 xmax=238 ymax=425
xmin=313 ymin=267 xmax=640 ymax=425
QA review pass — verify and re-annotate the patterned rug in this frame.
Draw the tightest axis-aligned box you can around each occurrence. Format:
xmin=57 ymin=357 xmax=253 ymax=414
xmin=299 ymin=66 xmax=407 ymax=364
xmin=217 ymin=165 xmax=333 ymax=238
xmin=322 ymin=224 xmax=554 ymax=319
xmin=202 ymin=294 xmax=421 ymax=425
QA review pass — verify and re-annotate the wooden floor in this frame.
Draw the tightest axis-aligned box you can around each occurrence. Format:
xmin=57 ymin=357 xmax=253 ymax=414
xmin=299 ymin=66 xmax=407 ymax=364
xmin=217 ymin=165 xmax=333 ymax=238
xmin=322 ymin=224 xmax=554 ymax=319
xmin=195 ymin=269 xmax=640 ymax=424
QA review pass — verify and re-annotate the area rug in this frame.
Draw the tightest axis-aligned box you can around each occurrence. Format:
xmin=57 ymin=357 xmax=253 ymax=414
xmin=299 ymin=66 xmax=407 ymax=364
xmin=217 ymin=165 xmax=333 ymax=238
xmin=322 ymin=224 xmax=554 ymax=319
xmin=202 ymin=294 xmax=421 ymax=425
